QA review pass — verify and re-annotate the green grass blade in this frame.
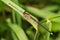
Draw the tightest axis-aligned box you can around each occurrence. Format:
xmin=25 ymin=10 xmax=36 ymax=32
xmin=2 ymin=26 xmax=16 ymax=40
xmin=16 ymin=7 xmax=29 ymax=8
xmin=6 ymin=19 xmax=29 ymax=40
xmin=1 ymin=0 xmax=38 ymax=30
xmin=12 ymin=0 xmax=22 ymax=26
xmin=0 ymin=1 xmax=6 ymax=22
xmin=52 ymin=22 xmax=60 ymax=31
xmin=11 ymin=32 xmax=18 ymax=40
xmin=42 ymin=5 xmax=59 ymax=11
xmin=24 ymin=6 xmax=60 ymax=19
xmin=45 ymin=19 xmax=52 ymax=40
xmin=11 ymin=10 xmax=16 ymax=24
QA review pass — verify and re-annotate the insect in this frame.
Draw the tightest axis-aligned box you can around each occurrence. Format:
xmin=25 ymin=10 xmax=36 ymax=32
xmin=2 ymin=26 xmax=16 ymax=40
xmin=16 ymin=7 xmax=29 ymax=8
xmin=23 ymin=11 xmax=53 ymax=35
xmin=1 ymin=0 xmax=53 ymax=35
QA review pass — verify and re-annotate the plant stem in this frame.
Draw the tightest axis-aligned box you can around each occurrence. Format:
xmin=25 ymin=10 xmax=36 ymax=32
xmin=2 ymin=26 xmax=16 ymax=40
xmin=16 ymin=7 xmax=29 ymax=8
xmin=46 ymin=19 xmax=52 ymax=40
xmin=12 ymin=0 xmax=22 ymax=26
xmin=34 ymin=30 xmax=39 ymax=40
xmin=12 ymin=10 xmax=16 ymax=24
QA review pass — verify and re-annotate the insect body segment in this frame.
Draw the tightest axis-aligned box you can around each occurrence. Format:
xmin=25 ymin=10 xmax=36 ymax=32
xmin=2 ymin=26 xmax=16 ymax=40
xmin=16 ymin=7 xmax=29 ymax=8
xmin=23 ymin=12 xmax=31 ymax=19
xmin=23 ymin=11 xmax=38 ymax=22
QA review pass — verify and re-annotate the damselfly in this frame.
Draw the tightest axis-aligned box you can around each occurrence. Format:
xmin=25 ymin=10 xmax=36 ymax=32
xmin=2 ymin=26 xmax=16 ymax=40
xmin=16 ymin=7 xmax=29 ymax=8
xmin=2 ymin=0 xmax=53 ymax=35
xmin=23 ymin=11 xmax=53 ymax=35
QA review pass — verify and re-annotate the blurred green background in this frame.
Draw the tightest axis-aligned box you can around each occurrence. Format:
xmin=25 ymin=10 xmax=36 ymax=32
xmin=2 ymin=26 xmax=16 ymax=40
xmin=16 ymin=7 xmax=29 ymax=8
xmin=0 ymin=0 xmax=60 ymax=40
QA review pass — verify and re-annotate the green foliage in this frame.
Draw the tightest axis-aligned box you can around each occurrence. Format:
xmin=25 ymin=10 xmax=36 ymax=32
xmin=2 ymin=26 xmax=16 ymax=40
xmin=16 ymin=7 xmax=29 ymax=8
xmin=7 ymin=22 xmax=28 ymax=40
xmin=51 ymin=0 xmax=60 ymax=4
xmin=0 ymin=0 xmax=60 ymax=40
